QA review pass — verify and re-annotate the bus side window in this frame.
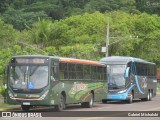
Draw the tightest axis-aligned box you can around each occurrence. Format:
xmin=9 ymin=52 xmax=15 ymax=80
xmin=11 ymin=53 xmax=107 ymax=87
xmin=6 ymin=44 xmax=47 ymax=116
xmin=59 ymin=62 xmax=68 ymax=80
xmin=84 ymin=65 xmax=91 ymax=80
xmin=68 ymin=63 xmax=76 ymax=80
xmin=51 ymin=61 xmax=59 ymax=81
xmin=76 ymin=64 xmax=83 ymax=80
xmin=97 ymin=66 xmax=104 ymax=80
xmin=91 ymin=66 xmax=97 ymax=80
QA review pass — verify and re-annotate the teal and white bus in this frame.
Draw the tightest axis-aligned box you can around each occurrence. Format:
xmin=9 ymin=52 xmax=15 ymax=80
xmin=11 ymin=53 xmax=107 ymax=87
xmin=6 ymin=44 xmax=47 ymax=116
xmin=6 ymin=55 xmax=107 ymax=111
xmin=100 ymin=56 xmax=157 ymax=103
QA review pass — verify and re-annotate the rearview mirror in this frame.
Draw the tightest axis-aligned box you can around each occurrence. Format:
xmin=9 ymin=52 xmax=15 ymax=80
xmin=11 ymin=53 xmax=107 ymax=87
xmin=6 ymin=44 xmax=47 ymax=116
xmin=124 ymin=67 xmax=130 ymax=78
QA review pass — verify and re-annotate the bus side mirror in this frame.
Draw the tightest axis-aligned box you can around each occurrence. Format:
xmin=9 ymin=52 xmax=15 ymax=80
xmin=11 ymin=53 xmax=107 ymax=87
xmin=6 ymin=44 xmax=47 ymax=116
xmin=124 ymin=67 xmax=130 ymax=78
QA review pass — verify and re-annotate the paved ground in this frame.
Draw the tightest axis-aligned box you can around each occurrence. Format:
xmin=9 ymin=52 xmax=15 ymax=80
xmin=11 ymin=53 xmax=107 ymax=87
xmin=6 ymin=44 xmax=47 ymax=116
xmin=0 ymin=94 xmax=160 ymax=120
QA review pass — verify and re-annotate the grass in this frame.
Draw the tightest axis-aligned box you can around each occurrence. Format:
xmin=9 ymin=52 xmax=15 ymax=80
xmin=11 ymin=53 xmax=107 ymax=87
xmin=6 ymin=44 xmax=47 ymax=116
xmin=0 ymin=103 xmax=11 ymax=107
xmin=157 ymin=89 xmax=160 ymax=94
xmin=0 ymin=102 xmax=20 ymax=111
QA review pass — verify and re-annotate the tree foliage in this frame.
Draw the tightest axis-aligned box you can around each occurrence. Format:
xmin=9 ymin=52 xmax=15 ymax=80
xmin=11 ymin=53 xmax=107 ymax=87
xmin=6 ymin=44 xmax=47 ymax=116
xmin=0 ymin=19 xmax=19 ymax=49
xmin=0 ymin=3 xmax=160 ymax=87
xmin=0 ymin=0 xmax=159 ymax=30
xmin=14 ymin=11 xmax=160 ymax=66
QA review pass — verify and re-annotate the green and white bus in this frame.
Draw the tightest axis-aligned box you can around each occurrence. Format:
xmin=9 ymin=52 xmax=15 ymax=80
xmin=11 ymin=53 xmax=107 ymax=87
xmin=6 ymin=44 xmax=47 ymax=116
xmin=6 ymin=55 xmax=107 ymax=111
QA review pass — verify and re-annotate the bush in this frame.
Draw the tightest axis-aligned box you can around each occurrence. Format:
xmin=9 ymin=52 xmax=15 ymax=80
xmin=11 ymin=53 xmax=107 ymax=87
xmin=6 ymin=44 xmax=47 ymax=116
xmin=0 ymin=85 xmax=6 ymax=97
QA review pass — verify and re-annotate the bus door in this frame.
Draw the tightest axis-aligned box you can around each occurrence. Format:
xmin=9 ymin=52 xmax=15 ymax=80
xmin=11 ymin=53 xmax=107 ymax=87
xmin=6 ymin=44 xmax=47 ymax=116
xmin=51 ymin=59 xmax=59 ymax=83
xmin=125 ymin=62 xmax=138 ymax=98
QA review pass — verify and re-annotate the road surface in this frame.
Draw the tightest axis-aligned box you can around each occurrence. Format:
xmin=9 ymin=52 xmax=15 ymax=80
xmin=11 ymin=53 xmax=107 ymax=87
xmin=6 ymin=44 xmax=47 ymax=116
xmin=1 ymin=94 xmax=160 ymax=120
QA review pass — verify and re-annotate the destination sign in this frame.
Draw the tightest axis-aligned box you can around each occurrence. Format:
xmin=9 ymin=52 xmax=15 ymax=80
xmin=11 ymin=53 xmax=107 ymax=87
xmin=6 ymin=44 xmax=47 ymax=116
xmin=11 ymin=58 xmax=48 ymax=64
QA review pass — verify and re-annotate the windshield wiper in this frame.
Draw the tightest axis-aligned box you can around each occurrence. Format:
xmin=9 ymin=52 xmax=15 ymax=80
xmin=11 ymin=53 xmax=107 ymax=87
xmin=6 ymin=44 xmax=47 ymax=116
xmin=29 ymin=66 xmax=38 ymax=76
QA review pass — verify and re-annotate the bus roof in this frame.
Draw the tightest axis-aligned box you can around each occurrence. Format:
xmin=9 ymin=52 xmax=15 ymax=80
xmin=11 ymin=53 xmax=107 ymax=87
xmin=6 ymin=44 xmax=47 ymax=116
xmin=12 ymin=55 xmax=50 ymax=58
xmin=11 ymin=55 xmax=104 ymax=66
xmin=100 ymin=56 xmax=155 ymax=65
xmin=59 ymin=58 xmax=104 ymax=66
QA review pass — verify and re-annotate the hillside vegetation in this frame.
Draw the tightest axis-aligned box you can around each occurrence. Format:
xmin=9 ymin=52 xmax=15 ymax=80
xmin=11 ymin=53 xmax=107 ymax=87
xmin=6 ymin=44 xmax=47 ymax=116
xmin=0 ymin=0 xmax=160 ymax=84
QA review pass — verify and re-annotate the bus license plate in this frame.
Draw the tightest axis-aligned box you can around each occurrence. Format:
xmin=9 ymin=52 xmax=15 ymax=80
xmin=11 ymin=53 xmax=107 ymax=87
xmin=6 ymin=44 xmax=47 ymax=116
xmin=23 ymin=102 xmax=30 ymax=105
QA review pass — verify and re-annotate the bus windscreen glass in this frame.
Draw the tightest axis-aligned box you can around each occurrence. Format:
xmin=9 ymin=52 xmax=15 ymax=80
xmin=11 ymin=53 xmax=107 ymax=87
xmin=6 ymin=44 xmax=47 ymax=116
xmin=9 ymin=58 xmax=49 ymax=90
xmin=107 ymin=65 xmax=126 ymax=89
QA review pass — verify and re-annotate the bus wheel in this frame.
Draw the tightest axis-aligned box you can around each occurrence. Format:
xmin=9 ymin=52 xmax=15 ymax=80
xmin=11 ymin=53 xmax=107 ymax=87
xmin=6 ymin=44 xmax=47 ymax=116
xmin=21 ymin=105 xmax=30 ymax=111
xmin=141 ymin=91 xmax=150 ymax=101
xmin=127 ymin=93 xmax=133 ymax=104
xmin=102 ymin=99 xmax=108 ymax=104
xmin=149 ymin=91 xmax=152 ymax=101
xmin=86 ymin=93 xmax=94 ymax=108
xmin=55 ymin=94 xmax=66 ymax=112
xmin=81 ymin=93 xmax=94 ymax=108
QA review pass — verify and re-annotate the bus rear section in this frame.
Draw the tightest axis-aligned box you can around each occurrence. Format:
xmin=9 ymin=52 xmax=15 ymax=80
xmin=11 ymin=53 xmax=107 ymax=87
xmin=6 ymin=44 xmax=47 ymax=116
xmin=100 ymin=56 xmax=157 ymax=104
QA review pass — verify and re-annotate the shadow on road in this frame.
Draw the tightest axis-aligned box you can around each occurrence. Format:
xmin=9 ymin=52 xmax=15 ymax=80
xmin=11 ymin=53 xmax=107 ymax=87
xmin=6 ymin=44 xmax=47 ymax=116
xmin=100 ymin=99 xmax=154 ymax=105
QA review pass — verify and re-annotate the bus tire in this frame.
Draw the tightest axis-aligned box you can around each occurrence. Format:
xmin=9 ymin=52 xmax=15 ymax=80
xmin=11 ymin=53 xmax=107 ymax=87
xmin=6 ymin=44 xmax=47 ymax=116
xmin=21 ymin=105 xmax=30 ymax=111
xmin=149 ymin=90 xmax=152 ymax=101
xmin=82 ymin=93 xmax=94 ymax=108
xmin=55 ymin=94 xmax=66 ymax=112
xmin=102 ymin=99 xmax=108 ymax=104
xmin=127 ymin=93 xmax=133 ymax=104
xmin=81 ymin=102 xmax=86 ymax=108
xmin=141 ymin=91 xmax=150 ymax=101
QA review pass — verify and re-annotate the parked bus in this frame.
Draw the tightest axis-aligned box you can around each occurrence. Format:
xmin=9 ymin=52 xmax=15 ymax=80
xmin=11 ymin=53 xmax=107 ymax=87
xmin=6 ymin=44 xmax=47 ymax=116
xmin=100 ymin=56 xmax=157 ymax=104
xmin=6 ymin=55 xmax=107 ymax=111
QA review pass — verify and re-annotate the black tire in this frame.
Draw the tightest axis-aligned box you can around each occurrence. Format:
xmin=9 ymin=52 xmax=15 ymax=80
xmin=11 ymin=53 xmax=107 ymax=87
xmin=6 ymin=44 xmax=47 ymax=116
xmin=21 ymin=105 xmax=30 ymax=111
xmin=81 ymin=93 xmax=94 ymax=108
xmin=127 ymin=93 xmax=133 ymax=104
xmin=149 ymin=91 xmax=152 ymax=101
xmin=141 ymin=91 xmax=150 ymax=101
xmin=81 ymin=102 xmax=86 ymax=108
xmin=102 ymin=99 xmax=108 ymax=104
xmin=55 ymin=94 xmax=66 ymax=112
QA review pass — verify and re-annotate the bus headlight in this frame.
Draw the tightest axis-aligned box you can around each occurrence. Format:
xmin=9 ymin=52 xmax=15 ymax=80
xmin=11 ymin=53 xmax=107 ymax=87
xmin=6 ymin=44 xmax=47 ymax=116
xmin=8 ymin=90 xmax=14 ymax=98
xmin=40 ymin=90 xmax=49 ymax=100
xmin=118 ymin=89 xmax=127 ymax=93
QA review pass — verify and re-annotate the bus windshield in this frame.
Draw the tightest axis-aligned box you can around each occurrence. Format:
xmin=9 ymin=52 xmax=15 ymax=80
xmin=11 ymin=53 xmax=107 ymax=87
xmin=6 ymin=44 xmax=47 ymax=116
xmin=9 ymin=65 xmax=48 ymax=89
xmin=107 ymin=65 xmax=126 ymax=90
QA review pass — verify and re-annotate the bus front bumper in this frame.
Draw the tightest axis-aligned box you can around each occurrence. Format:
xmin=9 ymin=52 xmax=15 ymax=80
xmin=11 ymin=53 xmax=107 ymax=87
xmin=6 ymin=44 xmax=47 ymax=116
xmin=104 ymin=93 xmax=130 ymax=101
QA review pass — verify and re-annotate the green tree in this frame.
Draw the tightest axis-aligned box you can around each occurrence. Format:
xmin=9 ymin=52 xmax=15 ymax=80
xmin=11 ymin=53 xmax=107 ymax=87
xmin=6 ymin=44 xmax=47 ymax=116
xmin=59 ymin=44 xmax=100 ymax=60
xmin=1 ymin=8 xmax=49 ymax=30
xmin=132 ymin=13 xmax=160 ymax=65
xmin=135 ymin=0 xmax=160 ymax=15
xmin=28 ymin=19 xmax=53 ymax=48
xmin=0 ymin=18 xmax=19 ymax=49
xmin=0 ymin=0 xmax=13 ymax=13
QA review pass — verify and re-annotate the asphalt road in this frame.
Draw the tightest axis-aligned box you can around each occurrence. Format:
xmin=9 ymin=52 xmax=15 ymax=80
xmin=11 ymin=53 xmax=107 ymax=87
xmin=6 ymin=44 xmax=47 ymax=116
xmin=1 ymin=94 xmax=160 ymax=120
